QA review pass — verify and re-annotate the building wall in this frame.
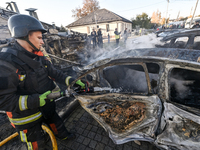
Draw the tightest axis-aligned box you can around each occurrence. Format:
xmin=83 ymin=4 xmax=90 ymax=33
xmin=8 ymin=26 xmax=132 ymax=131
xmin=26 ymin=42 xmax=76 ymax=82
xmin=0 ymin=17 xmax=11 ymax=40
xmin=68 ymin=21 xmax=132 ymax=39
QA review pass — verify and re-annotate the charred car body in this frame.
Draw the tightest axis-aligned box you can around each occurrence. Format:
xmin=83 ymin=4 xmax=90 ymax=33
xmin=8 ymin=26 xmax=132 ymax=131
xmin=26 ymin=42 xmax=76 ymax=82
xmin=156 ymin=28 xmax=200 ymax=50
xmin=68 ymin=48 xmax=200 ymax=150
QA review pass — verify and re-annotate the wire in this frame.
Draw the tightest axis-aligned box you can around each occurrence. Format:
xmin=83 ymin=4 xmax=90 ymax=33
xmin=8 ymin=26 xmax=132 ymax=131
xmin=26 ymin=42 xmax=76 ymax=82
xmin=117 ymin=1 xmax=166 ymax=13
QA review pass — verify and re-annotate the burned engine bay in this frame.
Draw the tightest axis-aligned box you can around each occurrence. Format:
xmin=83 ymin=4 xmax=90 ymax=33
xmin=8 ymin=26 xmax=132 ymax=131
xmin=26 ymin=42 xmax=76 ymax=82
xmin=70 ymin=48 xmax=200 ymax=150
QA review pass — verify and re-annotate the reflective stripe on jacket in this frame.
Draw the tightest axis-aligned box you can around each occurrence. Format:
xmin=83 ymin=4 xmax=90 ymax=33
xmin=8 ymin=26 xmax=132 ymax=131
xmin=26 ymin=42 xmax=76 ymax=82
xmin=8 ymin=112 xmax=42 ymax=125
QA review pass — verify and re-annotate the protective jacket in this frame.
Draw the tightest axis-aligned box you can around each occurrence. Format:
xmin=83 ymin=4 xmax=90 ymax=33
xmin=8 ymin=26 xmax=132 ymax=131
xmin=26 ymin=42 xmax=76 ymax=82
xmin=114 ymin=31 xmax=121 ymax=39
xmin=0 ymin=42 xmax=68 ymax=129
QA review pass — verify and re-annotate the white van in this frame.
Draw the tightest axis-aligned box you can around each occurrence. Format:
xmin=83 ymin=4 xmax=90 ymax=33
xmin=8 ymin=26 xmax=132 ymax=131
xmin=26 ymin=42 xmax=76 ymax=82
xmin=185 ymin=17 xmax=200 ymax=28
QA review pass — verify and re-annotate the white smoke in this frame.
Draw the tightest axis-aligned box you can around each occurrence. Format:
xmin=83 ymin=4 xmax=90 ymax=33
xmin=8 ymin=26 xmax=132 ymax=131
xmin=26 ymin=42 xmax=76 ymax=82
xmin=126 ymin=33 xmax=163 ymax=49
xmin=170 ymin=78 xmax=193 ymax=99
xmin=80 ymin=33 xmax=164 ymax=65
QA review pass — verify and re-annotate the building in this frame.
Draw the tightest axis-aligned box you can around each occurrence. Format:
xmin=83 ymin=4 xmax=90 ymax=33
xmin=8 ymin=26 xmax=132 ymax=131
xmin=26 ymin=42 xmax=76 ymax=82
xmin=0 ymin=2 xmax=59 ymax=40
xmin=66 ymin=9 xmax=132 ymax=39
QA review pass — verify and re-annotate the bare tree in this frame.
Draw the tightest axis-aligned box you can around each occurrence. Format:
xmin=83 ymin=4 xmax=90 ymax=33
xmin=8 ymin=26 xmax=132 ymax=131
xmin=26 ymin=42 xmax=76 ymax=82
xmin=72 ymin=0 xmax=100 ymax=20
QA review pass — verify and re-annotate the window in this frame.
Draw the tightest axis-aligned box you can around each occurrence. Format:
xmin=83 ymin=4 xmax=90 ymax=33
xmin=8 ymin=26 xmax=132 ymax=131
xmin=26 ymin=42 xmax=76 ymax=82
xmin=169 ymin=68 xmax=200 ymax=109
xmin=103 ymin=64 xmax=148 ymax=93
xmin=106 ymin=24 xmax=110 ymax=32
xmin=174 ymin=37 xmax=188 ymax=48
xmin=146 ymin=63 xmax=160 ymax=94
xmin=194 ymin=36 xmax=200 ymax=50
xmin=97 ymin=25 xmax=99 ymax=28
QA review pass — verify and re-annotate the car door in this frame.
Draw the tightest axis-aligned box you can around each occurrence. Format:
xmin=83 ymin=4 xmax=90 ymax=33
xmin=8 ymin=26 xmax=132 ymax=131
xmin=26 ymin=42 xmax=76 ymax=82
xmin=73 ymin=60 xmax=162 ymax=144
xmin=155 ymin=63 xmax=200 ymax=150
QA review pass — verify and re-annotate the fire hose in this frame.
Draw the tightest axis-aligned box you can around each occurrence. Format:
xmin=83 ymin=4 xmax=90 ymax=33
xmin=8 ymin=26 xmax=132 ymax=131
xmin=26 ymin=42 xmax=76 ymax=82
xmin=0 ymin=84 xmax=115 ymax=149
xmin=0 ymin=125 xmax=58 ymax=150
xmin=0 ymin=85 xmax=94 ymax=149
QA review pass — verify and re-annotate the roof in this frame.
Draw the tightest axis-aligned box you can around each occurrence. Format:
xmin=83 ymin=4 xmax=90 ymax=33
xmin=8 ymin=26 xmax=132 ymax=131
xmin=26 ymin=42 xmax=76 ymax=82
xmin=161 ymin=28 xmax=200 ymax=41
xmin=0 ymin=6 xmax=59 ymax=30
xmin=67 ymin=8 xmax=132 ymax=28
xmin=82 ymin=48 xmax=200 ymax=71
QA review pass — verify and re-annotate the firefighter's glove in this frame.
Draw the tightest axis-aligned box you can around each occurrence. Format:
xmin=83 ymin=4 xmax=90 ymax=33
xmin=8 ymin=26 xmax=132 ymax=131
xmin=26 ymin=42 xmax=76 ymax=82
xmin=65 ymin=76 xmax=85 ymax=89
xmin=75 ymin=80 xmax=86 ymax=89
xmin=39 ymin=91 xmax=51 ymax=107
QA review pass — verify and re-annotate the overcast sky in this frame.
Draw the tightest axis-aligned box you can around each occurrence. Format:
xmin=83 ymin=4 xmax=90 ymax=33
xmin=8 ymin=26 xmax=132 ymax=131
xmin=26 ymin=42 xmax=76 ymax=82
xmin=0 ymin=0 xmax=198 ymax=27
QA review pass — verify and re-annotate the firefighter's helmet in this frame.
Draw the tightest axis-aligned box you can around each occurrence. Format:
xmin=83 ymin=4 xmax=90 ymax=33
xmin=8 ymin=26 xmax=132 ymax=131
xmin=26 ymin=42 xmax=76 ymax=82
xmin=8 ymin=14 xmax=46 ymax=38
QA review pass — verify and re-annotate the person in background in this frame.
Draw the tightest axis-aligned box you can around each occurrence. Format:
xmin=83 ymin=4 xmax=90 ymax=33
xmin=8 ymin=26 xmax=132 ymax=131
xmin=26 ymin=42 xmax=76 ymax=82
xmin=107 ymin=33 xmax=110 ymax=44
xmin=123 ymin=28 xmax=128 ymax=44
xmin=91 ymin=29 xmax=97 ymax=49
xmin=114 ymin=28 xmax=121 ymax=47
xmin=128 ymin=29 xmax=131 ymax=37
xmin=97 ymin=28 xmax=103 ymax=48
xmin=192 ymin=21 xmax=200 ymax=28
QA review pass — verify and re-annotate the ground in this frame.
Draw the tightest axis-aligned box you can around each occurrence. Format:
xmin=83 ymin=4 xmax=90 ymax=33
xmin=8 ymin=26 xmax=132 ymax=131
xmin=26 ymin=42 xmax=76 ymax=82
xmin=57 ymin=105 xmax=160 ymax=150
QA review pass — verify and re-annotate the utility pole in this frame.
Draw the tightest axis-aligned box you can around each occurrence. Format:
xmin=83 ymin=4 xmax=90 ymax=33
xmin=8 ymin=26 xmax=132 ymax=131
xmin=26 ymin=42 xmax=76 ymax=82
xmin=189 ymin=0 xmax=199 ymax=28
xmin=190 ymin=7 xmax=193 ymax=16
xmin=176 ymin=11 xmax=180 ymax=21
xmin=165 ymin=0 xmax=170 ymax=26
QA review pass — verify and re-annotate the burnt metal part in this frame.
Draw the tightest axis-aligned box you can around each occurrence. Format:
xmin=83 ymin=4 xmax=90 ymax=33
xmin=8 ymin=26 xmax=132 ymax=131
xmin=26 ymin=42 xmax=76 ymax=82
xmin=76 ymin=94 xmax=162 ymax=144
xmin=66 ymin=48 xmax=200 ymax=149
xmin=155 ymin=28 xmax=186 ymax=37
xmin=42 ymin=29 xmax=88 ymax=68
xmin=156 ymin=28 xmax=200 ymax=49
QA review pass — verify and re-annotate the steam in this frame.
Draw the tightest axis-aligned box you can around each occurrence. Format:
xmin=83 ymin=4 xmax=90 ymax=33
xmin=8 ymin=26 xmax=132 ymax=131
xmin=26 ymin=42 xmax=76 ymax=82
xmin=79 ymin=33 xmax=164 ymax=65
xmin=126 ymin=33 xmax=163 ymax=49
xmin=102 ymin=65 xmax=149 ymax=93
xmin=170 ymin=77 xmax=193 ymax=99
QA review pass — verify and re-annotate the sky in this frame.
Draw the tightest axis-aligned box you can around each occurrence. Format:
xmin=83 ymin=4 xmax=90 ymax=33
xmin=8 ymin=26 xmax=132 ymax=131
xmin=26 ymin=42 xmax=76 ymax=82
xmin=0 ymin=0 xmax=199 ymax=27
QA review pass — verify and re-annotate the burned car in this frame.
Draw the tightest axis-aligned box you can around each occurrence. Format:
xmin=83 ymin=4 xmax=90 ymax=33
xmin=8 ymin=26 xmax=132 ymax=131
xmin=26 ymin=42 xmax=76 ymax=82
xmin=155 ymin=28 xmax=185 ymax=37
xmin=156 ymin=28 xmax=200 ymax=50
xmin=68 ymin=48 xmax=200 ymax=150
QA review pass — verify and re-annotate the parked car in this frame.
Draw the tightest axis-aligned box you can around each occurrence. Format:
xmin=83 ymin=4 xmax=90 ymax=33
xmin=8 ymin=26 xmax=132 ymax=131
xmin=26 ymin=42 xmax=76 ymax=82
xmin=69 ymin=48 xmax=200 ymax=150
xmin=185 ymin=17 xmax=200 ymax=28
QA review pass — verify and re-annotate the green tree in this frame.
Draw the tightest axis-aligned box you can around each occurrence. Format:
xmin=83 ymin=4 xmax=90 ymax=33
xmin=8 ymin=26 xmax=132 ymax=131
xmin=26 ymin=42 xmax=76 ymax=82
xmin=131 ymin=13 xmax=151 ymax=29
xmin=60 ymin=25 xmax=67 ymax=32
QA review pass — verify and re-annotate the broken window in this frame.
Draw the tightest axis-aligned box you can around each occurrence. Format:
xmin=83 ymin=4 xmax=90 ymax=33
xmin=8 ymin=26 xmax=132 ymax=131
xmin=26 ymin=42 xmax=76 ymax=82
xmin=103 ymin=64 xmax=148 ymax=94
xmin=106 ymin=24 xmax=110 ymax=32
xmin=169 ymin=68 xmax=200 ymax=109
xmin=174 ymin=37 xmax=188 ymax=48
xmin=193 ymin=36 xmax=200 ymax=50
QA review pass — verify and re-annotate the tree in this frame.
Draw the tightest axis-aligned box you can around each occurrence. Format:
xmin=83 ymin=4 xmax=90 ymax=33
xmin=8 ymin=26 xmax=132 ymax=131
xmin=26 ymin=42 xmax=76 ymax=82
xmin=160 ymin=18 xmax=166 ymax=25
xmin=72 ymin=0 xmax=100 ymax=20
xmin=151 ymin=10 xmax=161 ymax=24
xmin=60 ymin=25 xmax=67 ymax=32
xmin=131 ymin=13 xmax=151 ymax=29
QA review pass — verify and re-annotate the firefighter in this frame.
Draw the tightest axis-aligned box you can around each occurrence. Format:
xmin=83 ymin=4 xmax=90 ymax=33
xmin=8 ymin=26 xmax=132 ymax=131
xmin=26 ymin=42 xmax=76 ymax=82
xmin=0 ymin=14 xmax=86 ymax=150
xmin=114 ymin=28 xmax=121 ymax=47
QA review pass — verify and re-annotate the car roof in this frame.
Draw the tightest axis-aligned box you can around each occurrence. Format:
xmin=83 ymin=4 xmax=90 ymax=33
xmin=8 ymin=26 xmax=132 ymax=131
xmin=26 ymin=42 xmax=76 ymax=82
xmin=161 ymin=28 xmax=200 ymax=41
xmin=82 ymin=48 xmax=200 ymax=71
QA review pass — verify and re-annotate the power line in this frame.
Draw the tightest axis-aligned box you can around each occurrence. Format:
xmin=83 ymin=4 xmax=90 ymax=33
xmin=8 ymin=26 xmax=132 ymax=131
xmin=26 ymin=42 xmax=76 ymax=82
xmin=117 ymin=1 xmax=166 ymax=13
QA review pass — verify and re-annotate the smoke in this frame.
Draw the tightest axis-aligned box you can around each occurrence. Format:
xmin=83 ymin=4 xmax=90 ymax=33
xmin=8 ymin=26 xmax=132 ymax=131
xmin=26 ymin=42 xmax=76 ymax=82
xmin=126 ymin=33 xmax=163 ymax=49
xmin=79 ymin=33 xmax=164 ymax=65
xmin=170 ymin=77 xmax=193 ymax=99
xmin=103 ymin=65 xmax=149 ymax=93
